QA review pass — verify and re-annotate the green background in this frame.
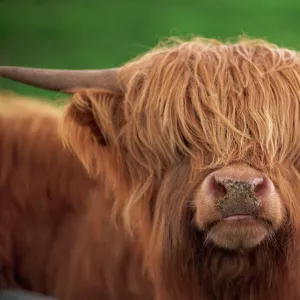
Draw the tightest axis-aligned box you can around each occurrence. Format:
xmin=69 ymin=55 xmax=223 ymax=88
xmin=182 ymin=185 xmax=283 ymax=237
xmin=1 ymin=0 xmax=300 ymax=100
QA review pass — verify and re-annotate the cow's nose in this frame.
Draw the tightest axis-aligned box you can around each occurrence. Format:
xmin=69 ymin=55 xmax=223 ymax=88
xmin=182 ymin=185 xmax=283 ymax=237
xmin=202 ymin=164 xmax=274 ymax=218
xmin=214 ymin=175 xmax=265 ymax=198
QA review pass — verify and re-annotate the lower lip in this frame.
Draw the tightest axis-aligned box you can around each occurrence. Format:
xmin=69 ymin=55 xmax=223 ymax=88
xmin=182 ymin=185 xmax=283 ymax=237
xmin=223 ymin=215 xmax=255 ymax=221
xmin=206 ymin=216 xmax=261 ymax=230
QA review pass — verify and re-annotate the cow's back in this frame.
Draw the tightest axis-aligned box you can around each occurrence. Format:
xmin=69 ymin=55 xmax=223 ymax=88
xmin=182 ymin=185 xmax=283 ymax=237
xmin=0 ymin=92 xmax=96 ymax=294
xmin=0 ymin=91 xmax=153 ymax=300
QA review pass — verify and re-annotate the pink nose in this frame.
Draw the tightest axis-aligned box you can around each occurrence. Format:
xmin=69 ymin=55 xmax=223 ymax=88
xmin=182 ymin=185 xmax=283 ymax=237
xmin=202 ymin=164 xmax=274 ymax=217
xmin=213 ymin=173 xmax=266 ymax=198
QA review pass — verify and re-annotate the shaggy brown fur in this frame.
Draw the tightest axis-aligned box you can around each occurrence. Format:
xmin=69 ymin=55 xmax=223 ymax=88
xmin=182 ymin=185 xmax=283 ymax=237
xmin=60 ymin=37 xmax=300 ymax=300
xmin=0 ymin=91 xmax=152 ymax=300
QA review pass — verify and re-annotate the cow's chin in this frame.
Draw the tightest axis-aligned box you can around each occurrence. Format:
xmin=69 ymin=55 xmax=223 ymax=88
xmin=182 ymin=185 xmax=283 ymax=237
xmin=205 ymin=216 xmax=274 ymax=250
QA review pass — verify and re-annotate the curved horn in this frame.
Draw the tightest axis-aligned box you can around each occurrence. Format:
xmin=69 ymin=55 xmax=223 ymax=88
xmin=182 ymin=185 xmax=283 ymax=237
xmin=0 ymin=66 xmax=121 ymax=93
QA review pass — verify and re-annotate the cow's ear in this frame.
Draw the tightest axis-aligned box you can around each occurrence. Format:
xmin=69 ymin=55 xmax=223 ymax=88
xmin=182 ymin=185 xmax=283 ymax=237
xmin=59 ymin=89 xmax=124 ymax=176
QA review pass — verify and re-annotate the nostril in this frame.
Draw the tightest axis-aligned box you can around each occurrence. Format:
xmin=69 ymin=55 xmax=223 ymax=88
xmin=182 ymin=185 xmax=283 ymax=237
xmin=211 ymin=177 xmax=227 ymax=198
xmin=211 ymin=175 xmax=268 ymax=199
xmin=215 ymin=182 xmax=227 ymax=197
xmin=253 ymin=177 xmax=267 ymax=197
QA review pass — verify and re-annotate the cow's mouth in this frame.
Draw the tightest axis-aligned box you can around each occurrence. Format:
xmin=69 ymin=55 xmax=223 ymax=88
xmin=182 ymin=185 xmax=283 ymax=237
xmin=205 ymin=215 xmax=274 ymax=250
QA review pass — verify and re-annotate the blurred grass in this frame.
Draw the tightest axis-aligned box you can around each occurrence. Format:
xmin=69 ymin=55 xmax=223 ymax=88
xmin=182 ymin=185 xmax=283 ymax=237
xmin=1 ymin=0 xmax=300 ymax=99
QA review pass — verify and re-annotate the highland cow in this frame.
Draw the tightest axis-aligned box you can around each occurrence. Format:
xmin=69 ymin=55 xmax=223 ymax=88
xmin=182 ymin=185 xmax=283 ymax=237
xmin=0 ymin=92 xmax=152 ymax=300
xmin=2 ymin=37 xmax=300 ymax=300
